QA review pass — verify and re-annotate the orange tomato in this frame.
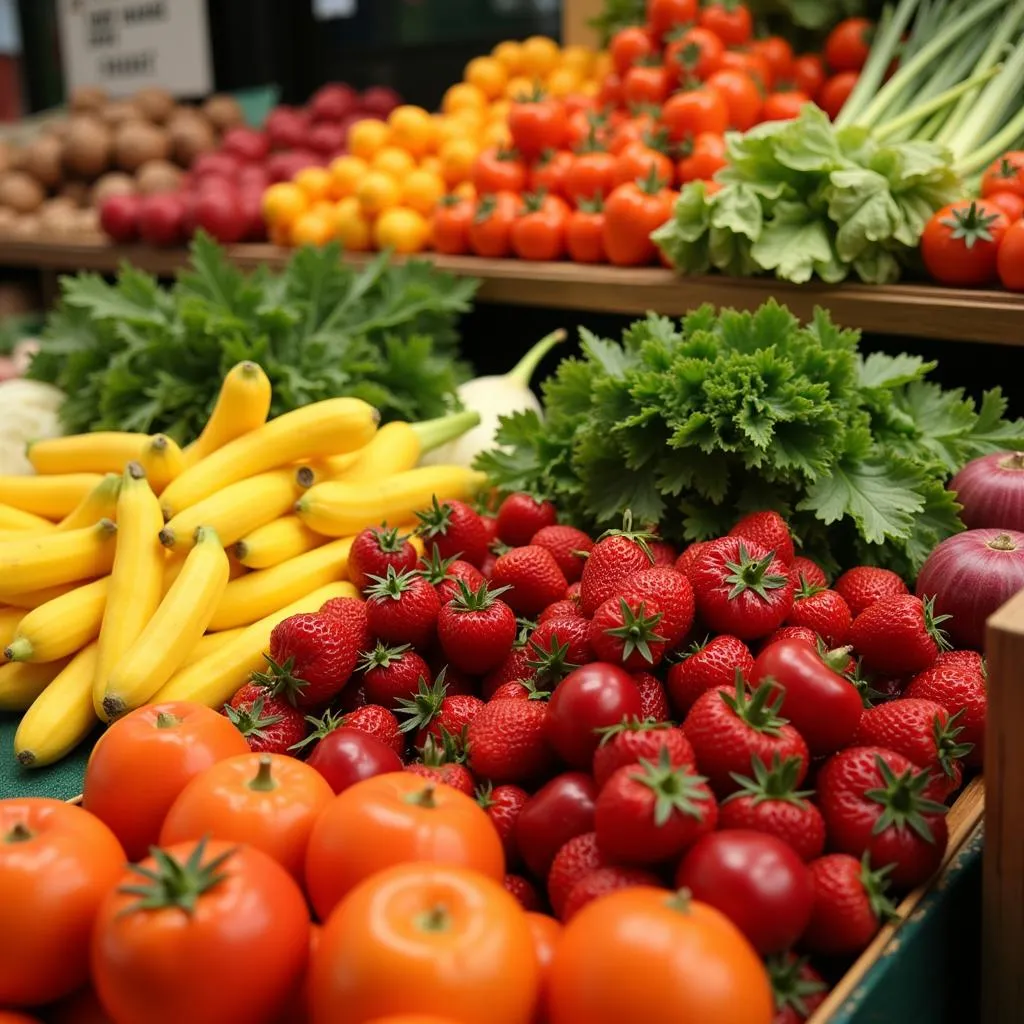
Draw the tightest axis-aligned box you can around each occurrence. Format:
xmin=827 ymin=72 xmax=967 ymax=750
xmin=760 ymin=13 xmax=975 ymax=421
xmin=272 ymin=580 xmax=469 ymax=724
xmin=293 ymin=167 xmax=334 ymax=204
xmin=401 ymin=168 xmax=446 ymax=216
xmin=373 ymin=207 xmax=431 ymax=254
xmin=0 ymin=800 xmax=124 ymax=1007
xmin=311 ymin=864 xmax=538 ymax=1024
xmin=465 ymin=56 xmax=509 ymax=100
xmin=560 ymin=45 xmax=594 ymax=78
xmin=452 ymin=181 xmax=477 ymax=202
xmin=372 ymin=146 xmax=417 ymax=180
xmin=328 ymin=155 xmax=369 ymax=199
xmin=492 ymin=40 xmax=524 ymax=75
xmin=482 ymin=121 xmax=513 ymax=150
xmin=48 ymin=986 xmax=114 ymax=1024
xmin=333 ymin=198 xmax=372 ymax=252
xmin=356 ymin=171 xmax=402 ymax=217
xmin=548 ymin=888 xmax=773 ymax=1024
xmin=82 ymin=702 xmax=249 ymax=862
xmin=290 ymin=209 xmax=336 ymax=246
xmin=364 ymin=1018 xmax=459 ymax=1024
xmin=0 ymin=1014 xmax=44 ymax=1023
xmin=526 ymin=912 xmax=562 ymax=1024
xmin=419 ymin=155 xmax=444 ymax=177
xmin=159 ymin=753 xmax=333 ymax=882
xmin=92 ymin=841 xmax=310 ymax=1024
xmin=262 ymin=182 xmax=308 ymax=226
xmin=387 ymin=106 xmax=436 ymax=157
xmin=305 ymin=773 xmax=505 ymax=921
xmin=520 ymin=36 xmax=560 ymax=79
xmin=546 ymin=66 xmax=582 ymax=98
xmin=506 ymin=76 xmax=536 ymax=101
xmin=269 ymin=220 xmax=294 ymax=247
xmin=348 ymin=119 xmax=392 ymax=160
xmin=442 ymin=82 xmax=488 ymax=116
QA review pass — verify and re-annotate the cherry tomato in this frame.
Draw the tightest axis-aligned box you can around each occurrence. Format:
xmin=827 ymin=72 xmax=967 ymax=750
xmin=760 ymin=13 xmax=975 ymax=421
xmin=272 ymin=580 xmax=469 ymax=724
xmin=49 ymin=987 xmax=114 ymax=1024
xmin=597 ymin=72 xmax=625 ymax=108
xmin=82 ymin=701 xmax=249 ymax=861
xmin=549 ymin=886 xmax=774 ymax=1024
xmin=312 ymin=863 xmax=538 ymax=1024
xmin=563 ymin=108 xmax=596 ymax=151
xmin=699 ymin=1 xmax=753 ymax=45
xmin=665 ymin=27 xmax=725 ymax=84
xmin=609 ymin=112 xmax=657 ymax=155
xmin=677 ymin=131 xmax=727 ymax=183
xmin=159 ymin=753 xmax=333 ymax=882
xmin=676 ymin=830 xmax=814 ymax=955
xmin=922 ymin=198 xmax=1009 ymax=287
xmin=647 ymin=0 xmax=698 ymax=39
xmin=0 ymin=800 xmax=124 ymax=1007
xmin=622 ymin=64 xmax=671 ymax=107
xmin=545 ymin=662 xmax=644 ymax=766
xmin=716 ymin=50 xmax=773 ymax=91
xmin=750 ymin=37 xmax=794 ymax=84
xmin=817 ymin=72 xmax=859 ymax=121
xmin=825 ymin=18 xmax=874 ymax=73
xmin=706 ymin=69 xmax=763 ymax=131
xmin=565 ymin=149 xmax=618 ymax=203
xmin=467 ymin=191 xmax=523 ymax=257
xmin=526 ymin=913 xmax=562 ymax=1024
xmin=614 ymin=141 xmax=675 ymax=187
xmin=790 ymin=54 xmax=826 ymax=97
xmin=305 ymin=726 xmax=403 ymax=795
xmin=981 ymin=152 xmax=1024 ymax=199
xmin=92 ymin=840 xmax=309 ymax=1024
xmin=305 ymin=772 xmax=505 ymax=920
xmin=761 ymin=90 xmax=811 ymax=122
xmin=660 ymin=87 xmax=729 ymax=144
xmin=431 ymin=195 xmax=474 ymax=255
xmin=604 ymin=172 xmax=676 ymax=266
xmin=515 ymin=771 xmax=598 ymax=877
xmin=984 ymin=190 xmax=1024 ymax=222
xmin=511 ymin=191 xmax=570 ymax=261
xmin=567 ymin=200 xmax=608 ymax=263
xmin=509 ymin=94 xmax=569 ymax=160
xmin=528 ymin=149 xmax=575 ymax=198
xmin=472 ymin=146 xmax=527 ymax=195
xmin=998 ymin=219 xmax=1024 ymax=291
xmin=610 ymin=27 xmax=655 ymax=77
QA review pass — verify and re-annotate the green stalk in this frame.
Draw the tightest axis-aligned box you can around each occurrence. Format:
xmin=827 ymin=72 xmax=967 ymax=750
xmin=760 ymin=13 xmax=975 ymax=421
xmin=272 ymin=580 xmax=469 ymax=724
xmin=835 ymin=2 xmax=909 ymax=127
xmin=504 ymin=328 xmax=567 ymax=389
xmin=875 ymin=66 xmax=1003 ymax=141
xmin=955 ymin=102 xmax=1024 ymax=177
xmin=411 ymin=409 xmax=482 ymax=453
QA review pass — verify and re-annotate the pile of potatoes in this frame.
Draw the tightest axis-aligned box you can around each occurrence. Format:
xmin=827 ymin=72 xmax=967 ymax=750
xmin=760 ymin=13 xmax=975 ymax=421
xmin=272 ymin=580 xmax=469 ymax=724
xmin=0 ymin=85 xmax=246 ymax=239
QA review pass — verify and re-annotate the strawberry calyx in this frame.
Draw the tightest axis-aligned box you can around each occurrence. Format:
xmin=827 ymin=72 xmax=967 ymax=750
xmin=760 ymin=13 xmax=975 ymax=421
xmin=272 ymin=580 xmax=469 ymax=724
xmin=921 ymin=595 xmax=952 ymax=651
xmin=603 ymin=597 xmax=667 ymax=665
xmin=859 ymin=853 xmax=899 ymax=923
xmin=596 ymin=715 xmax=673 ymax=745
xmin=224 ymin=696 xmax=285 ymax=742
xmin=356 ymin=641 xmax=415 ymax=674
xmin=394 ymin=669 xmax=449 ymax=735
xmin=667 ymin=635 xmax=711 ymax=665
xmin=451 ymin=580 xmax=513 ymax=612
xmin=416 ymin=544 xmax=458 ymax=586
xmin=844 ymin=657 xmax=889 ymax=708
xmin=415 ymin=495 xmax=461 ymax=545
xmin=723 ymin=542 xmax=789 ymax=602
xmin=250 ymin=655 xmax=307 ymax=705
xmin=369 ymin=524 xmax=411 ymax=555
xmin=933 ymin=709 xmax=974 ymax=777
xmin=365 ymin=565 xmax=423 ymax=603
xmin=720 ymin=673 xmax=789 ymax=736
xmin=766 ymin=954 xmax=827 ymax=1018
xmin=724 ymin=754 xmax=813 ymax=807
xmin=290 ymin=708 xmax=347 ymax=752
xmin=630 ymin=748 xmax=711 ymax=826
xmin=795 ymin=577 xmax=826 ymax=601
xmin=527 ymin=634 xmax=581 ymax=684
xmin=596 ymin=508 xmax=657 ymax=564
xmin=864 ymin=755 xmax=948 ymax=843
xmin=118 ymin=837 xmax=234 ymax=915
xmin=418 ymin=729 xmax=467 ymax=766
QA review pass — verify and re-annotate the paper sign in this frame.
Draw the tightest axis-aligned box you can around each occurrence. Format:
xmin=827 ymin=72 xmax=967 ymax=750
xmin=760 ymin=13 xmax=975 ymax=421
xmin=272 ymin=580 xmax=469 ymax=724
xmin=312 ymin=0 xmax=357 ymax=19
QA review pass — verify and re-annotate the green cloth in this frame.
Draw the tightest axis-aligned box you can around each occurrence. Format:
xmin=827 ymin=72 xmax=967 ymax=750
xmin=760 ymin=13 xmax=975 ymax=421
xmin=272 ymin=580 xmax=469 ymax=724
xmin=0 ymin=713 xmax=93 ymax=799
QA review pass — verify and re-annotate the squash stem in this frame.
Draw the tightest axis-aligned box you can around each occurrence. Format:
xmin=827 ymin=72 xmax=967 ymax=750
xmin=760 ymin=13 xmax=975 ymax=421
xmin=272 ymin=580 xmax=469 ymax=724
xmin=506 ymin=329 xmax=567 ymax=390
xmin=411 ymin=409 xmax=482 ymax=454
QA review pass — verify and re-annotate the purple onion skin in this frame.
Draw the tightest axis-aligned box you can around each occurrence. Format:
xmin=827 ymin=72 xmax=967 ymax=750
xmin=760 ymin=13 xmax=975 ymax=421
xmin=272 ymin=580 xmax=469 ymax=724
xmin=916 ymin=528 xmax=1024 ymax=650
xmin=950 ymin=452 xmax=1024 ymax=531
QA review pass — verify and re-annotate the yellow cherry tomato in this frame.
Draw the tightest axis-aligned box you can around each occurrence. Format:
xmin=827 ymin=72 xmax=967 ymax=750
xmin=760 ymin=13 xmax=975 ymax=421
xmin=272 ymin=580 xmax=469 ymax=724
xmin=334 ymin=197 xmax=372 ymax=252
xmin=580 ymin=80 xmax=600 ymax=98
xmin=373 ymin=207 xmax=430 ymax=254
xmin=355 ymin=170 xmax=401 ymax=217
xmin=488 ymin=99 xmax=512 ymax=124
xmin=293 ymin=166 xmax=334 ymax=203
xmin=387 ymin=105 xmax=436 ymax=157
xmin=482 ymin=121 xmax=512 ymax=149
xmin=269 ymin=220 xmax=293 ymax=247
xmin=434 ymin=115 xmax=473 ymax=148
xmin=546 ymin=66 xmax=582 ymax=98
xmin=439 ymin=137 xmax=480 ymax=187
xmin=451 ymin=107 xmax=486 ymax=136
xmin=401 ymin=168 xmax=445 ymax=216
xmin=261 ymin=182 xmax=308 ymax=226
xmin=593 ymin=51 xmax=614 ymax=80
xmin=291 ymin=209 xmax=336 ymax=246
xmin=520 ymin=36 xmax=560 ymax=78
xmin=465 ymin=56 xmax=509 ymax=101
xmin=506 ymin=75 xmax=536 ymax=101
xmin=561 ymin=45 xmax=595 ymax=77
xmin=347 ymin=119 xmax=392 ymax=160
xmin=372 ymin=146 xmax=417 ymax=179
xmin=442 ymin=82 xmax=488 ymax=116
xmin=452 ymin=181 xmax=477 ymax=202
xmin=492 ymin=40 xmax=524 ymax=75
xmin=328 ymin=155 xmax=369 ymax=199
xmin=419 ymin=155 xmax=443 ymax=177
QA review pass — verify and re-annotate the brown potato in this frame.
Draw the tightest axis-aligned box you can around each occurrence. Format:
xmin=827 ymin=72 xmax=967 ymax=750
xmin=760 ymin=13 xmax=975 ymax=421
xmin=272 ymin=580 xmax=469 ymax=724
xmin=136 ymin=159 xmax=182 ymax=195
xmin=70 ymin=85 xmax=108 ymax=113
xmin=63 ymin=115 xmax=113 ymax=179
xmin=91 ymin=171 xmax=137 ymax=206
xmin=133 ymin=86 xmax=175 ymax=124
xmin=0 ymin=172 xmax=46 ymax=213
xmin=202 ymin=94 xmax=245 ymax=132
xmin=114 ymin=121 xmax=169 ymax=172
xmin=101 ymin=100 xmax=142 ymax=128
xmin=23 ymin=135 xmax=64 ymax=189
xmin=167 ymin=110 xmax=216 ymax=167
xmin=58 ymin=180 xmax=91 ymax=207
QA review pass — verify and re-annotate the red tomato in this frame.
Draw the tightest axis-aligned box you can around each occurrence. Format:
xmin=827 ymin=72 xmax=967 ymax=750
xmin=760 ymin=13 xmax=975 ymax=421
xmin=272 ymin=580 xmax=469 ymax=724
xmin=608 ymin=112 xmax=657 ymax=154
xmin=676 ymin=830 xmax=814 ymax=955
xmin=597 ymin=72 xmax=625 ymax=108
xmin=528 ymin=149 xmax=575 ymax=199
xmin=0 ymin=800 xmax=124 ymax=1007
xmin=614 ymin=141 xmax=675 ymax=187
xmin=665 ymin=27 xmax=725 ymax=84
xmin=0 ymin=1014 xmax=43 ymax=1024
xmin=566 ymin=201 xmax=608 ymax=263
xmin=760 ymin=90 xmax=811 ymax=122
xmin=661 ymin=87 xmax=729 ymax=144
xmin=431 ymin=196 xmax=474 ymax=255
xmin=998 ymin=219 xmax=1024 ymax=291
xmin=467 ymin=191 xmax=523 ymax=257
xmin=81 ymin=701 xmax=249 ymax=861
xmin=526 ymin=913 xmax=561 ymax=1024
xmin=472 ymin=147 xmax=527 ymax=195
xmin=610 ymin=27 xmax=655 ymax=77
xmin=825 ymin=18 xmax=874 ymax=72
xmin=622 ymin=64 xmax=671 ymax=107
xmin=677 ymin=131 xmax=727 ymax=183
xmin=790 ymin=54 xmax=827 ymax=97
xmin=305 ymin=726 xmax=403 ymax=794
xmin=509 ymin=96 xmax=568 ymax=161
xmin=706 ymin=69 xmax=763 ymax=131
xmin=92 ymin=841 xmax=310 ymax=1024
xmin=49 ymin=987 xmax=114 ymax=1024
xmin=699 ymin=2 xmax=753 ymax=45
xmin=565 ymin=150 xmax=618 ymax=203
xmin=981 ymin=152 xmax=1024 ymax=199
xmin=647 ymin=0 xmax=699 ymax=40
xmin=817 ymin=72 xmax=859 ymax=121
xmin=987 ymin=191 xmax=1024 ymax=222
xmin=603 ymin=173 xmax=676 ymax=266
xmin=564 ymin=109 xmax=595 ymax=151
xmin=750 ymin=37 xmax=794 ymax=84
xmin=717 ymin=49 xmax=773 ymax=91
xmin=515 ymin=772 xmax=598 ymax=877
xmin=921 ymin=199 xmax=1009 ymax=287
xmin=511 ymin=192 xmax=570 ymax=261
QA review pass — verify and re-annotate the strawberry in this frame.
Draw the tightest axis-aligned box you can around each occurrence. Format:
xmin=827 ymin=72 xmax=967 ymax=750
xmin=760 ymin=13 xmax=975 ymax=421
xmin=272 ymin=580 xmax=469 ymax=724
xmin=579 ymin=516 xmax=656 ymax=616
xmin=765 ymin=625 xmax=820 ymax=648
xmin=479 ymin=513 xmax=499 ymax=544
xmin=767 ymin=953 xmax=828 ymax=1024
xmin=357 ymin=642 xmax=432 ymax=709
xmin=423 ymin=655 xmax=479 ymax=697
xmin=785 ymin=582 xmax=852 ymax=647
xmin=415 ymin=496 xmax=489 ymax=567
xmin=590 ymin=595 xmax=670 ymax=669
xmin=477 ymin=781 xmax=529 ymax=865
xmin=905 ymin=654 xmax=986 ymax=767
xmin=224 ymin=689 xmax=308 ymax=754
xmin=850 ymin=594 xmax=950 ymax=676
xmin=404 ymin=734 xmax=475 ymax=795
xmin=593 ymin=718 xmax=695 ymax=789
xmin=621 ymin=566 xmax=696 ymax=647
xmin=801 ymin=853 xmax=896 ymax=956
xmin=666 ymin=635 xmax=756 ymax=717
xmin=479 ymin=551 xmax=497 ymax=580
xmin=729 ymin=510 xmax=795 ymax=564
xmin=528 ymin=616 xmax=593 ymax=685
xmin=562 ymin=866 xmax=663 ymax=921
xmin=466 ymin=697 xmax=554 ymax=784
xmin=490 ymin=545 xmax=568 ymax=617
xmin=565 ymin=581 xmax=582 ymax=600
xmin=691 ymin=538 xmax=795 ymax=640
xmin=347 ymin=525 xmax=417 ymax=592
xmin=490 ymin=680 xmax=546 ymax=701
xmin=298 ymin=704 xmax=405 ymax=758
xmin=816 ymin=746 xmax=948 ymax=889
xmin=647 ymin=538 xmax=678 ymax=566
xmin=531 ymin=524 xmax=594 ymax=583
xmin=417 ymin=544 xmax=486 ymax=603
xmin=632 ymin=671 xmax=671 ymax=721
xmin=683 ymin=677 xmax=810 ymax=797
xmin=256 ymin=612 xmax=359 ymax=708
xmin=546 ymin=832 xmax=607 ymax=919
xmin=719 ymin=755 xmax=826 ymax=862
xmin=364 ymin=565 xmax=441 ymax=649
xmin=834 ymin=566 xmax=909 ymax=618
xmin=538 ymin=598 xmax=583 ymax=623
xmin=395 ymin=670 xmax=485 ymax=749
xmin=789 ymin=556 xmax=828 ymax=589
xmin=496 ymin=492 xmax=557 ymax=547
xmin=437 ymin=581 xmax=517 ymax=675
xmin=674 ymin=541 xmax=711 ymax=580
xmin=504 ymin=873 xmax=543 ymax=912
xmin=319 ymin=596 xmax=372 ymax=653
xmin=482 ymin=638 xmax=536 ymax=698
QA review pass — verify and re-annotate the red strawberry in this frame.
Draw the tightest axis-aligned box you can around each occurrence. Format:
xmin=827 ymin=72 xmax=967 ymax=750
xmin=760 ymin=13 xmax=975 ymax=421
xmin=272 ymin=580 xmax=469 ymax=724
xmin=258 ymin=612 xmax=359 ymax=708
xmin=816 ymin=746 xmax=948 ymax=889
xmin=482 ymin=638 xmax=536 ymax=698
xmin=785 ymin=583 xmax=852 ymax=647
xmin=532 ymin=524 xmax=594 ymax=583
xmin=477 ymin=781 xmax=529 ymax=865
xmin=423 ymin=658 xmax=478 ymax=697
xmin=364 ymin=565 xmax=441 ymax=649
xmin=621 ymin=566 xmax=696 ymax=647
xmin=480 ymin=513 xmax=500 ymax=546
xmin=718 ymin=755 xmax=826 ymax=862
xmin=300 ymin=704 xmax=405 ymax=758
xmin=905 ymin=654 xmax=986 ymax=767
xmin=593 ymin=718 xmax=695 ymax=789
xmin=479 ymin=551 xmax=497 ymax=579
xmin=729 ymin=510 xmax=795 ymax=564
xmin=834 ymin=566 xmax=909 ymax=618
xmin=801 ymin=853 xmax=896 ymax=956
xmin=562 ymin=866 xmax=663 ymax=921
xmin=357 ymin=642 xmax=432 ymax=709
xmin=765 ymin=625 xmax=820 ymax=648
xmin=319 ymin=596 xmax=372 ymax=653
xmin=850 ymin=595 xmax=949 ymax=676
xmin=666 ymin=634 xmax=755 ymax=717
xmin=647 ymin=538 xmax=678 ymax=566
xmin=538 ymin=598 xmax=583 ymax=623
xmin=466 ymin=697 xmax=554 ymax=784
xmin=490 ymin=545 xmax=568 ymax=617
xmin=415 ymin=496 xmax=489 ymax=567
xmin=347 ymin=525 xmax=417 ymax=592
xmin=767 ymin=953 xmax=828 ymax=1024
xmin=546 ymin=832 xmax=607 ymax=919
xmin=590 ymin=594 xmax=670 ymax=670
xmin=579 ymin=517 xmax=656 ymax=616
xmin=489 ymin=680 xmax=545 ymax=701
xmin=789 ymin=556 xmax=828 ymax=589
xmin=632 ymin=671 xmax=671 ymax=721
xmin=528 ymin=616 xmax=593 ymax=685
xmin=674 ymin=541 xmax=711 ymax=580
xmin=417 ymin=544 xmax=486 ymax=603
xmin=683 ymin=678 xmax=810 ymax=796
xmin=565 ymin=581 xmax=582 ymax=600
xmin=395 ymin=670 xmax=485 ymax=749
xmin=437 ymin=581 xmax=517 ymax=675
xmin=225 ymin=688 xmax=308 ymax=754
xmin=496 ymin=492 xmax=557 ymax=546
xmin=404 ymin=734 xmax=476 ymax=795
xmin=504 ymin=872 xmax=543 ymax=912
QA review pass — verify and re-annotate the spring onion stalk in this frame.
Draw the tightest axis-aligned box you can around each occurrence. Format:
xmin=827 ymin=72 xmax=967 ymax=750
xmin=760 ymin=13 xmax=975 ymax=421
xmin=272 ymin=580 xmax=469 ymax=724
xmin=956 ymin=104 xmax=1024 ymax=177
xmin=835 ymin=2 xmax=908 ymax=126
xmin=875 ymin=66 xmax=1003 ymax=141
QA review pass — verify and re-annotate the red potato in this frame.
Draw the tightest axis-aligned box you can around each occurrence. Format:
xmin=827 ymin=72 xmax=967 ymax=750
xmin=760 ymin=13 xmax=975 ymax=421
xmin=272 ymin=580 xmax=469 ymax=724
xmin=192 ymin=188 xmax=247 ymax=245
xmin=266 ymin=106 xmax=312 ymax=151
xmin=310 ymin=83 xmax=359 ymax=122
xmin=360 ymin=86 xmax=402 ymax=118
xmin=309 ymin=122 xmax=348 ymax=156
xmin=266 ymin=150 xmax=323 ymax=183
xmin=191 ymin=151 xmax=242 ymax=182
xmin=137 ymin=192 xmax=186 ymax=247
xmin=221 ymin=127 xmax=270 ymax=164
xmin=99 ymin=193 xmax=141 ymax=243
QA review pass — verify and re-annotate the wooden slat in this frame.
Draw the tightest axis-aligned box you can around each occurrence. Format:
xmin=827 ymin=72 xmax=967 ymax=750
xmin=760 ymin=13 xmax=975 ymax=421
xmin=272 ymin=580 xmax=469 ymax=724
xmin=561 ymin=0 xmax=604 ymax=47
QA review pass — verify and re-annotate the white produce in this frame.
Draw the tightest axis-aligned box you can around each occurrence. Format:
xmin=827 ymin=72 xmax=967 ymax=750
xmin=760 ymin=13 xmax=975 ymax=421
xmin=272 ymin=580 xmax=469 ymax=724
xmin=0 ymin=378 xmax=66 ymax=475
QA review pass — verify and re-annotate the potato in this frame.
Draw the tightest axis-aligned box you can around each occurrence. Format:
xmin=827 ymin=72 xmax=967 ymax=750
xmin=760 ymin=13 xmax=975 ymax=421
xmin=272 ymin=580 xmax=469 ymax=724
xmin=9 ymin=214 xmax=41 ymax=238
xmin=133 ymin=87 xmax=175 ymax=124
xmin=58 ymin=180 xmax=91 ymax=207
xmin=91 ymin=171 xmax=137 ymax=207
xmin=70 ymin=85 xmax=108 ymax=113
xmin=0 ymin=172 xmax=45 ymax=214
xmin=23 ymin=135 xmax=64 ymax=189
xmin=39 ymin=198 xmax=80 ymax=234
xmin=202 ymin=94 xmax=245 ymax=132
xmin=101 ymin=100 xmax=142 ymax=128
xmin=114 ymin=121 xmax=169 ymax=172
xmin=63 ymin=115 xmax=112 ymax=179
xmin=0 ymin=207 xmax=16 ymax=231
xmin=136 ymin=159 xmax=182 ymax=195
xmin=167 ymin=110 xmax=216 ymax=167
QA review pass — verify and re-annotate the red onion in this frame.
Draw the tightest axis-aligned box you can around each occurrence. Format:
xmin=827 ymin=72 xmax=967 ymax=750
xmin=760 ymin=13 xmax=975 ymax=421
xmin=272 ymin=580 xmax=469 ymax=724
xmin=916 ymin=528 xmax=1024 ymax=650
xmin=950 ymin=451 xmax=1024 ymax=530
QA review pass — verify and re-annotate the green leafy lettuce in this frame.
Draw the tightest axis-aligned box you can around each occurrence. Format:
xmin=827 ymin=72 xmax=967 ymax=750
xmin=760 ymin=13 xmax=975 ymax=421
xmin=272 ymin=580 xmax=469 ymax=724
xmin=27 ymin=233 xmax=477 ymax=441
xmin=476 ymin=301 xmax=1024 ymax=577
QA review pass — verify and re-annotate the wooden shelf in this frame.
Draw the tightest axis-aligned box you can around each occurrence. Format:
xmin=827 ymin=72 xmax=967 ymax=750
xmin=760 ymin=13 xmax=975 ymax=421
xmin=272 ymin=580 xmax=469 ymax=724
xmin=1 ymin=234 xmax=1023 ymax=346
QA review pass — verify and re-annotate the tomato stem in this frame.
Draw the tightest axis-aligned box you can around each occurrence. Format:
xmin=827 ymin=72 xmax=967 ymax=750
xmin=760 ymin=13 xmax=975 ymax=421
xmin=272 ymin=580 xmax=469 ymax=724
xmin=665 ymin=888 xmax=694 ymax=914
xmin=3 ymin=822 xmax=33 ymax=844
xmin=405 ymin=784 xmax=438 ymax=809
xmin=415 ymin=904 xmax=451 ymax=932
xmin=155 ymin=711 xmax=180 ymax=730
xmin=247 ymin=756 xmax=278 ymax=792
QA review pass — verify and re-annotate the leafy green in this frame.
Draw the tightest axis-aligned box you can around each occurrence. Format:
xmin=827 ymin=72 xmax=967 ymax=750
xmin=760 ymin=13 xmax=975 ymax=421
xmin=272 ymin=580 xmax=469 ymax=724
xmin=27 ymin=233 xmax=477 ymax=441
xmin=476 ymin=302 xmax=1024 ymax=577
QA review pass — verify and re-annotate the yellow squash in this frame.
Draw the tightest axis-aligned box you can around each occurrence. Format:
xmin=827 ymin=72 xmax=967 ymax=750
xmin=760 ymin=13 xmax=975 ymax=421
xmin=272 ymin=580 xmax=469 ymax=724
xmin=27 ymin=432 xmax=149 ymax=475
xmin=139 ymin=434 xmax=186 ymax=493
xmin=0 ymin=505 xmax=57 ymax=533
xmin=56 ymin=474 xmax=122 ymax=531
xmin=0 ymin=474 xmax=104 ymax=518
xmin=2 ymin=581 xmax=84 ymax=610
xmin=4 ymin=577 xmax=108 ymax=663
xmin=0 ymin=657 xmax=73 ymax=712
xmin=234 ymin=515 xmax=325 ymax=569
xmin=179 ymin=627 xmax=248 ymax=669
xmin=0 ymin=520 xmax=117 ymax=600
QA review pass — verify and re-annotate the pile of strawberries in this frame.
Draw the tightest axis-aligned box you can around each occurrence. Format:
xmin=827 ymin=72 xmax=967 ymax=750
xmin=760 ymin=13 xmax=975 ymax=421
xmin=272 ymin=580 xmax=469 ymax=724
xmin=225 ymin=492 xmax=986 ymax=1022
